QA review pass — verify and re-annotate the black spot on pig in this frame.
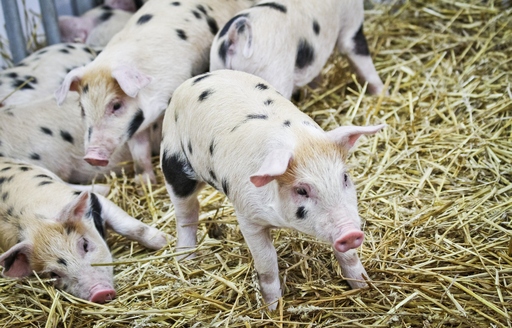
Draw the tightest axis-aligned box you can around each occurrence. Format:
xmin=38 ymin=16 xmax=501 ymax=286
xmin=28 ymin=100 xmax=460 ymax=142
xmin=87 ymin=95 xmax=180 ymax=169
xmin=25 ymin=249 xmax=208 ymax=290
xmin=174 ymin=111 xmax=179 ymax=122
xmin=88 ymin=193 xmax=105 ymax=238
xmin=66 ymin=44 xmax=76 ymax=49
xmin=1 ymin=192 xmax=7 ymax=201
xmin=256 ymin=83 xmax=269 ymax=90
xmin=193 ymin=73 xmax=211 ymax=85
xmin=83 ymin=47 xmax=93 ymax=54
xmin=7 ymin=72 xmax=18 ymax=79
xmin=41 ymin=127 xmax=53 ymax=136
xmin=0 ymin=177 xmax=5 ymax=185
xmin=0 ymin=167 xmax=11 ymax=172
xmin=101 ymin=5 xmax=112 ymax=10
xmin=35 ymin=174 xmax=52 ymax=179
xmin=218 ymin=42 xmax=228 ymax=64
xmin=254 ymin=2 xmax=287 ymax=13
xmin=187 ymin=141 xmax=193 ymax=155
xmin=295 ymin=39 xmax=315 ymax=69
xmin=176 ymin=29 xmax=187 ymax=40
xmin=353 ymin=24 xmax=370 ymax=56
xmin=137 ymin=14 xmax=153 ymax=25
xmin=88 ymin=127 xmax=92 ymax=141
xmin=197 ymin=4 xmax=207 ymax=14
xmin=192 ymin=10 xmax=201 ymax=19
xmin=99 ymin=11 xmax=113 ymax=22
xmin=161 ymin=150 xmax=198 ymax=198
xmin=313 ymin=20 xmax=320 ymax=35
xmin=247 ymin=114 xmax=268 ymax=120
xmin=73 ymin=191 xmax=81 ymax=196
xmin=59 ymin=49 xmax=70 ymax=54
xmin=219 ymin=14 xmax=249 ymax=38
xmin=221 ymin=179 xmax=229 ymax=196
xmin=296 ymin=206 xmax=307 ymax=219
xmin=264 ymin=99 xmax=274 ymax=106
xmin=38 ymin=181 xmax=52 ymax=186
xmin=207 ymin=17 xmax=218 ymax=35
xmin=209 ymin=140 xmax=215 ymax=156
xmin=209 ymin=169 xmax=217 ymax=182
xmin=82 ymin=84 xmax=89 ymax=94
xmin=12 ymin=79 xmax=34 ymax=90
xmin=60 ymin=130 xmax=74 ymax=144
xmin=57 ymin=258 xmax=67 ymax=266
xmin=7 ymin=207 xmax=13 ymax=216
xmin=283 ymin=120 xmax=291 ymax=127
xmin=171 ymin=1 xmax=180 ymax=5
xmin=198 ymin=89 xmax=213 ymax=101
xmin=127 ymin=109 xmax=145 ymax=139
xmin=30 ymin=153 xmax=41 ymax=160
xmin=19 ymin=166 xmax=30 ymax=171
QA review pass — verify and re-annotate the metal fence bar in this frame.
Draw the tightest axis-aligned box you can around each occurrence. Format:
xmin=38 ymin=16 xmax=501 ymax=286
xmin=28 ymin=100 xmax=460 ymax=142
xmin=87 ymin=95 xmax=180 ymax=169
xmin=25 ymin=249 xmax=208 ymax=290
xmin=1 ymin=0 xmax=27 ymax=63
xmin=39 ymin=0 xmax=61 ymax=45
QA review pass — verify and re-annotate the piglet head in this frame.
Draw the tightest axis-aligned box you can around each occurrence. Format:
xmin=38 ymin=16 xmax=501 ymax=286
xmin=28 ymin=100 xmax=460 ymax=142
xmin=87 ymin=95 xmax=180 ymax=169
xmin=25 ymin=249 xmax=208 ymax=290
xmin=250 ymin=124 xmax=385 ymax=252
xmin=0 ymin=192 xmax=115 ymax=303
xmin=57 ymin=64 xmax=152 ymax=166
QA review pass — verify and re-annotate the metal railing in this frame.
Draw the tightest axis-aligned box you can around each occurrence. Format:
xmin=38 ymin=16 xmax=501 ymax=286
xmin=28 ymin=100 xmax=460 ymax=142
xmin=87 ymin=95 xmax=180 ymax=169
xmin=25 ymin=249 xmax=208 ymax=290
xmin=1 ymin=0 xmax=98 ymax=63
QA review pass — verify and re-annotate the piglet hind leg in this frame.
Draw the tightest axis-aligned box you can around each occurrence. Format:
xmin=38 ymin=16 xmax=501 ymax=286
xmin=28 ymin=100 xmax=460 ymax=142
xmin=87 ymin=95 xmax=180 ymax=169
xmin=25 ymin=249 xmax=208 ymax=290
xmin=337 ymin=24 xmax=386 ymax=96
xmin=165 ymin=182 xmax=203 ymax=260
xmin=96 ymin=194 xmax=171 ymax=249
xmin=334 ymin=248 xmax=369 ymax=289
xmin=128 ymin=127 xmax=157 ymax=185
xmin=239 ymin=220 xmax=281 ymax=311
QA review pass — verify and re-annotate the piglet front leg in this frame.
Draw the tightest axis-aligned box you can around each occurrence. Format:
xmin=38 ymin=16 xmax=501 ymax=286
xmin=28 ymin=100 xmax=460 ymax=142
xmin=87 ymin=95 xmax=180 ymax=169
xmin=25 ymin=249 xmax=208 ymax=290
xmin=239 ymin=220 xmax=281 ymax=311
xmin=128 ymin=127 xmax=157 ymax=185
xmin=334 ymin=248 xmax=368 ymax=289
xmin=96 ymin=194 xmax=170 ymax=249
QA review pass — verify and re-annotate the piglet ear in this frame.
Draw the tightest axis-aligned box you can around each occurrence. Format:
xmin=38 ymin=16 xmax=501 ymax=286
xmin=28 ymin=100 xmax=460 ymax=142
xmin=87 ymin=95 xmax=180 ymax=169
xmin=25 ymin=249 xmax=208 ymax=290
xmin=227 ymin=16 xmax=253 ymax=58
xmin=250 ymin=150 xmax=293 ymax=187
xmin=0 ymin=241 xmax=34 ymax=278
xmin=55 ymin=66 xmax=86 ymax=105
xmin=57 ymin=191 xmax=90 ymax=223
xmin=111 ymin=65 xmax=152 ymax=98
xmin=327 ymin=124 xmax=386 ymax=150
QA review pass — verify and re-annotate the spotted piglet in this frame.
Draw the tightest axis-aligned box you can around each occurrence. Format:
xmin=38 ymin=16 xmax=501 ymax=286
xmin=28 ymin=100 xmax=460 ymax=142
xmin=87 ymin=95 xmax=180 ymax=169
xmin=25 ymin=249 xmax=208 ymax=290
xmin=0 ymin=94 xmax=134 ymax=184
xmin=160 ymin=70 xmax=385 ymax=310
xmin=55 ymin=0 xmax=257 ymax=185
xmin=210 ymin=0 xmax=385 ymax=99
xmin=0 ymin=158 xmax=169 ymax=303
xmin=0 ymin=43 xmax=98 ymax=107
xmin=59 ymin=5 xmax=133 ymax=47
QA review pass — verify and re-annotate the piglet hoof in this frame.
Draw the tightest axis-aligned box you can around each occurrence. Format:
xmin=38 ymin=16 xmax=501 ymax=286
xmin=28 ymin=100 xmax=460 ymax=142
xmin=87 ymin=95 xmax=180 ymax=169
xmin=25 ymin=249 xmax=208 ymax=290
xmin=141 ymin=229 xmax=171 ymax=250
xmin=260 ymin=278 xmax=281 ymax=311
xmin=368 ymin=83 xmax=388 ymax=96
xmin=347 ymin=275 xmax=369 ymax=289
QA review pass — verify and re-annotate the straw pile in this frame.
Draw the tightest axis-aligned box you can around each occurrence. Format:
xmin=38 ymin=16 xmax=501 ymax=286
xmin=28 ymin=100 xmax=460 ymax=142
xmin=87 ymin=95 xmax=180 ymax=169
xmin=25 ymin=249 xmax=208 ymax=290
xmin=1 ymin=0 xmax=511 ymax=327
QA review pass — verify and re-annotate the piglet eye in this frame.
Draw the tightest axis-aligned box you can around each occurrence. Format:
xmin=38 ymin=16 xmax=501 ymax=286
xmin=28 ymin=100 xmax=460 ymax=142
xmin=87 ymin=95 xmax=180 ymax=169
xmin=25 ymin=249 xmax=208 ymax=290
xmin=112 ymin=102 xmax=122 ymax=111
xmin=296 ymin=187 xmax=309 ymax=198
xmin=50 ymin=272 xmax=60 ymax=279
xmin=83 ymin=238 xmax=89 ymax=253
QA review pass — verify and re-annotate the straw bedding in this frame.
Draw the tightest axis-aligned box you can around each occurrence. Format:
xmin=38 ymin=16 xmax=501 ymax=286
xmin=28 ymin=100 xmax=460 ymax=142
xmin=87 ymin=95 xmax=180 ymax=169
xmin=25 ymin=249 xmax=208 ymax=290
xmin=1 ymin=0 xmax=511 ymax=327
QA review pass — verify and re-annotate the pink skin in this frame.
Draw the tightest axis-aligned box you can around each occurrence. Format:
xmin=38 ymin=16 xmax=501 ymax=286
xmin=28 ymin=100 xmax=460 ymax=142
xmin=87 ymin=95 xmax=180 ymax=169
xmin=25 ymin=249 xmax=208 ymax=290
xmin=334 ymin=230 xmax=364 ymax=253
xmin=89 ymin=285 xmax=116 ymax=303
xmin=84 ymin=148 xmax=110 ymax=167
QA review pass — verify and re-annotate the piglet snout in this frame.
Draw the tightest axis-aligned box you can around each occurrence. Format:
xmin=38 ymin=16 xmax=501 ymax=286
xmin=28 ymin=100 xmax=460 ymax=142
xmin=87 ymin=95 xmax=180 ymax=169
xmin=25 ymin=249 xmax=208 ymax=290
xmin=84 ymin=148 xmax=110 ymax=167
xmin=334 ymin=230 xmax=364 ymax=253
xmin=89 ymin=287 xmax=116 ymax=303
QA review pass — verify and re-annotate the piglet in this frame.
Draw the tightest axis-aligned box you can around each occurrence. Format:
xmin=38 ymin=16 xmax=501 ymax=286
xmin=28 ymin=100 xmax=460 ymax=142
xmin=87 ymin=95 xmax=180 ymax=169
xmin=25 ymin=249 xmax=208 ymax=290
xmin=160 ymin=70 xmax=385 ymax=310
xmin=55 ymin=0 xmax=257 ymax=185
xmin=59 ymin=5 xmax=132 ymax=47
xmin=0 ymin=43 xmax=98 ymax=107
xmin=0 ymin=94 xmax=134 ymax=184
xmin=0 ymin=158 xmax=169 ymax=303
xmin=210 ymin=0 xmax=385 ymax=99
